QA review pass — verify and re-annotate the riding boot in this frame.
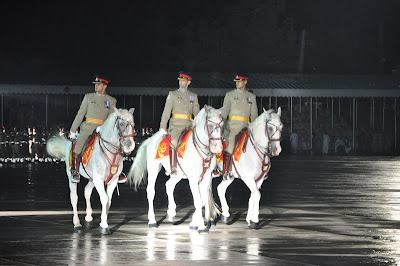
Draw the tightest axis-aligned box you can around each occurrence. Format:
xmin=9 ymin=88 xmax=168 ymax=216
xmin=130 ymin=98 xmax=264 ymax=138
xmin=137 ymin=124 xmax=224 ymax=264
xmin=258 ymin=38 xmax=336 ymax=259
xmin=222 ymin=151 xmax=233 ymax=179
xmin=169 ymin=146 xmax=177 ymax=176
xmin=71 ymin=152 xmax=81 ymax=183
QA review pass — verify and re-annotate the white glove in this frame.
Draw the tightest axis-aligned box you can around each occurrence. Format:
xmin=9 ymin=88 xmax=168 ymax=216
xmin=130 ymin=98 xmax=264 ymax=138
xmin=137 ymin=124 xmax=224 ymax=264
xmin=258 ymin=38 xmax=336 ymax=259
xmin=160 ymin=128 xmax=168 ymax=135
xmin=69 ymin=132 xmax=78 ymax=139
xmin=96 ymin=126 xmax=101 ymax=133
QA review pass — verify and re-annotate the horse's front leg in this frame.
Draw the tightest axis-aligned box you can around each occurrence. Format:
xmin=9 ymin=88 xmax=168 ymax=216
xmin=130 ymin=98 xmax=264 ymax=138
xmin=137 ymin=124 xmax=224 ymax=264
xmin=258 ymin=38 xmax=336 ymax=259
xmin=165 ymin=175 xmax=181 ymax=222
xmin=93 ymin=178 xmax=111 ymax=235
xmin=84 ymin=180 xmax=95 ymax=228
xmin=188 ymin=177 xmax=208 ymax=234
xmin=242 ymin=177 xmax=261 ymax=229
xmin=217 ymin=177 xmax=234 ymax=223
xmin=68 ymin=179 xmax=82 ymax=232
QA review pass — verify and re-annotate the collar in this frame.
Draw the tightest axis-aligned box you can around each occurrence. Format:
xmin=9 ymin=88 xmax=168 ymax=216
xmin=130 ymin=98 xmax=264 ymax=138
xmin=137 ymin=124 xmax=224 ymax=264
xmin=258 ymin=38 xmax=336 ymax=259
xmin=236 ymin=88 xmax=246 ymax=93
xmin=178 ymin=87 xmax=188 ymax=92
xmin=96 ymin=92 xmax=106 ymax=96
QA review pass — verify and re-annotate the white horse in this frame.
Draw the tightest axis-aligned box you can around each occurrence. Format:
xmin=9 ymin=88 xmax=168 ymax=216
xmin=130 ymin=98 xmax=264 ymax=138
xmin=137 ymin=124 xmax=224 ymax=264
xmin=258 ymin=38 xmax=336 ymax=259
xmin=46 ymin=107 xmax=135 ymax=234
xmin=128 ymin=106 xmax=223 ymax=234
xmin=216 ymin=107 xmax=283 ymax=229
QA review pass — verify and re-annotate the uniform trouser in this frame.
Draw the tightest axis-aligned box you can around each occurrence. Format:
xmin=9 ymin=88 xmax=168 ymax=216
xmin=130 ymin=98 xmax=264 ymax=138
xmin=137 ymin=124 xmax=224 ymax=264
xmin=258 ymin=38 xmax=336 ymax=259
xmin=224 ymin=128 xmax=243 ymax=154
xmin=73 ymin=130 xmax=94 ymax=154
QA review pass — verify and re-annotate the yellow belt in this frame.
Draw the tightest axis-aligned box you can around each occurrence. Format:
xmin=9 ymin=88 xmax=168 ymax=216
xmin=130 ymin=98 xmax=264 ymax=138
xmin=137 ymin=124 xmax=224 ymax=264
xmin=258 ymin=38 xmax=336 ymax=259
xmin=172 ymin=114 xmax=193 ymax=121
xmin=228 ymin=115 xmax=250 ymax=123
xmin=86 ymin=118 xmax=105 ymax=125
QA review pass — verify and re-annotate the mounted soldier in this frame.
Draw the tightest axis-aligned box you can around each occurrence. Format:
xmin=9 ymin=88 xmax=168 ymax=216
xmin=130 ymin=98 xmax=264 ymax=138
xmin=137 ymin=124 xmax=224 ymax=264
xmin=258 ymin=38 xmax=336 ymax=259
xmin=221 ymin=75 xmax=258 ymax=179
xmin=159 ymin=71 xmax=200 ymax=176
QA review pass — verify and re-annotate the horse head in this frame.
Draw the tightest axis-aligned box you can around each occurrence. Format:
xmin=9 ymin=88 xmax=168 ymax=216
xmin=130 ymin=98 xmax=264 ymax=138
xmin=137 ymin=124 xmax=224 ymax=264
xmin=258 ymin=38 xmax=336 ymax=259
xmin=193 ymin=105 xmax=224 ymax=154
xmin=113 ymin=107 xmax=136 ymax=155
xmin=262 ymin=107 xmax=283 ymax=156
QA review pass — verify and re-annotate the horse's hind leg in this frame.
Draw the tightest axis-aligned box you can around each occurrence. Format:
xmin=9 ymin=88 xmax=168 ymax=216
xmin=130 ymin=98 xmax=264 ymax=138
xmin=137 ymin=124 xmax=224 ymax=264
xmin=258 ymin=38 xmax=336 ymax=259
xmin=165 ymin=175 xmax=181 ymax=222
xmin=69 ymin=180 xmax=82 ymax=232
xmin=217 ymin=178 xmax=234 ymax=223
xmin=146 ymin=163 xmax=161 ymax=227
xmin=84 ymin=180 xmax=95 ymax=228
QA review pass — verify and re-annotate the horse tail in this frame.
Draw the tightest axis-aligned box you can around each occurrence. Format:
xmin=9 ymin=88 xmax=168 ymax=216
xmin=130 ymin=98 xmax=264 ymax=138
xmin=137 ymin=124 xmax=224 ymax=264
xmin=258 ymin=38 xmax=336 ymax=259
xmin=206 ymin=181 xmax=221 ymax=220
xmin=128 ymin=138 xmax=150 ymax=190
xmin=46 ymin=135 xmax=69 ymax=159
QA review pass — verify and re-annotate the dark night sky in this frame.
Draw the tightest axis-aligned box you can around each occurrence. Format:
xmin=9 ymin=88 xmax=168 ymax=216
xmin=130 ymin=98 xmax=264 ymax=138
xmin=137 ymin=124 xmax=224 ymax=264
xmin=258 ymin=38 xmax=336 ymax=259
xmin=1 ymin=0 xmax=400 ymax=84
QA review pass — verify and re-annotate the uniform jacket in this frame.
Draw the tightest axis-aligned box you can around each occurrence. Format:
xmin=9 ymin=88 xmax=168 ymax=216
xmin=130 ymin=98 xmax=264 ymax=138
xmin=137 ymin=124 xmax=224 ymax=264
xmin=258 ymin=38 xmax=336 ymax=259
xmin=160 ymin=88 xmax=200 ymax=131
xmin=221 ymin=88 xmax=258 ymax=130
xmin=70 ymin=92 xmax=117 ymax=133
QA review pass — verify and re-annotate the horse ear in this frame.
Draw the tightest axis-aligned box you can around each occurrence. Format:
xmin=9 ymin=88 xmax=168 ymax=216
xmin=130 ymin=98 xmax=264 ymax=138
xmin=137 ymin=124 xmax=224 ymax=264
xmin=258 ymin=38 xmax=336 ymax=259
xmin=129 ymin=108 xmax=135 ymax=114
xmin=113 ymin=106 xmax=122 ymax=116
xmin=265 ymin=110 xmax=272 ymax=121
xmin=204 ymin=104 xmax=210 ymax=114
xmin=277 ymin=107 xmax=281 ymax=117
xmin=263 ymin=108 xmax=267 ymax=113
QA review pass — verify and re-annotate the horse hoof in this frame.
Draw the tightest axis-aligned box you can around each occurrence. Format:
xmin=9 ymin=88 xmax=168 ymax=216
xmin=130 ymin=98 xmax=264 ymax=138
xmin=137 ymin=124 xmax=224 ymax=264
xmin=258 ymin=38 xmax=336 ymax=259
xmin=248 ymin=220 xmax=258 ymax=230
xmin=198 ymin=228 xmax=209 ymax=234
xmin=148 ymin=223 xmax=158 ymax=228
xmin=205 ymin=221 xmax=212 ymax=229
xmin=220 ymin=215 xmax=229 ymax=224
xmin=189 ymin=226 xmax=198 ymax=231
xmin=99 ymin=226 xmax=111 ymax=235
xmin=74 ymin=226 xmax=83 ymax=233
xmin=166 ymin=214 xmax=175 ymax=222
xmin=84 ymin=220 xmax=93 ymax=229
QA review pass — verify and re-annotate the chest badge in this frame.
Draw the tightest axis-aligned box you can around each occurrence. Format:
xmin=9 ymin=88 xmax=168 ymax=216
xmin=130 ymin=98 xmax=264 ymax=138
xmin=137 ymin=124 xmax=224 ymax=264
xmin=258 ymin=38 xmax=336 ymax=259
xmin=189 ymin=96 xmax=194 ymax=102
xmin=247 ymin=97 xmax=252 ymax=104
xmin=234 ymin=97 xmax=239 ymax=101
xmin=105 ymin=101 xmax=111 ymax=109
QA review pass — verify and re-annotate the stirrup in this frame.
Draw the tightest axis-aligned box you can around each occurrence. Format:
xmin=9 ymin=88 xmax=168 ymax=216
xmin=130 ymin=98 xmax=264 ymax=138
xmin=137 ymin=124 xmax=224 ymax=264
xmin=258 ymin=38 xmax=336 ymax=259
xmin=118 ymin=172 xmax=127 ymax=184
xmin=72 ymin=173 xmax=80 ymax=183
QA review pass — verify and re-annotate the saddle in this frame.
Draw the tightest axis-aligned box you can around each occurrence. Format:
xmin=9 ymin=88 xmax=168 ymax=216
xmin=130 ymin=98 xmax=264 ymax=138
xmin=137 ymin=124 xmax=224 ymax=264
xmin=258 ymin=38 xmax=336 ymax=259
xmin=69 ymin=131 xmax=98 ymax=169
xmin=154 ymin=129 xmax=193 ymax=160
xmin=233 ymin=128 xmax=249 ymax=162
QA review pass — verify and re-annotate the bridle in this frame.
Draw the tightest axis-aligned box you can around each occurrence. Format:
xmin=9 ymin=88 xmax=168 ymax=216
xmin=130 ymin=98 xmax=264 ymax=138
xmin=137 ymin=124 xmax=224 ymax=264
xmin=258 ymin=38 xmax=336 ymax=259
xmin=265 ymin=119 xmax=282 ymax=155
xmin=193 ymin=116 xmax=223 ymax=156
xmin=98 ymin=116 xmax=135 ymax=153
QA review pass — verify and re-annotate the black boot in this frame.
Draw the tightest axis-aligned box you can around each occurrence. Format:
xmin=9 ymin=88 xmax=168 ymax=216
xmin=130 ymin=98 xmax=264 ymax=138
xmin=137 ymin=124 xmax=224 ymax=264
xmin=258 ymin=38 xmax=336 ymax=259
xmin=169 ymin=146 xmax=177 ymax=176
xmin=222 ymin=151 xmax=233 ymax=179
xmin=71 ymin=152 xmax=81 ymax=183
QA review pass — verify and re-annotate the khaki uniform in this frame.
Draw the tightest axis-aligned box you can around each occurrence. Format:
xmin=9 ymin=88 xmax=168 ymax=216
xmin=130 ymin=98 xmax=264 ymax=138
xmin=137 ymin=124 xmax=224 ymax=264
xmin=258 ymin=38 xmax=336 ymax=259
xmin=70 ymin=92 xmax=116 ymax=153
xmin=160 ymin=88 xmax=200 ymax=147
xmin=221 ymin=88 xmax=258 ymax=153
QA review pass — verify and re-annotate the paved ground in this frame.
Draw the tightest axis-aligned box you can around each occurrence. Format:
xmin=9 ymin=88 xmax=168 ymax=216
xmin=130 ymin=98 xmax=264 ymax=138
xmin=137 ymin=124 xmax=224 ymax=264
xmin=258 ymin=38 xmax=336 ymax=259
xmin=1 ymin=155 xmax=400 ymax=265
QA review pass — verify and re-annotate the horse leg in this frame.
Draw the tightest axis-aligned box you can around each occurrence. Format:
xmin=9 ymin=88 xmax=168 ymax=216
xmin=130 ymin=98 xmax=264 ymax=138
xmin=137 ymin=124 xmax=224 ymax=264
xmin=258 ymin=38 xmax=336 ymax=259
xmin=68 ymin=180 xmax=82 ymax=232
xmin=84 ymin=180 xmax=95 ymax=228
xmin=217 ymin=178 xmax=234 ymax=223
xmin=146 ymin=164 xmax=161 ymax=228
xmin=241 ymin=177 xmax=261 ymax=229
xmin=188 ymin=178 xmax=208 ymax=234
xmin=165 ymin=175 xmax=181 ymax=222
xmin=93 ymin=179 xmax=111 ymax=235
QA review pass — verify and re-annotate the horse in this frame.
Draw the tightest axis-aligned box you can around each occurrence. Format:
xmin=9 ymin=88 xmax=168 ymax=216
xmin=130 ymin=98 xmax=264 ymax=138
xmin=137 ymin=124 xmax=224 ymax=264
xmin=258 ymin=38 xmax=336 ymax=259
xmin=46 ymin=107 xmax=135 ymax=234
xmin=216 ymin=107 xmax=283 ymax=229
xmin=128 ymin=106 xmax=223 ymax=234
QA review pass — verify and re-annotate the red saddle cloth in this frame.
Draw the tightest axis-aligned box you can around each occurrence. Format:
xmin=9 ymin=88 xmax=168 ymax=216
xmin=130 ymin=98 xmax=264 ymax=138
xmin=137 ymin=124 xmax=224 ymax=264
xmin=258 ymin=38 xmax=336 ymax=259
xmin=154 ymin=130 xmax=192 ymax=160
xmin=68 ymin=135 xmax=98 ymax=169
xmin=216 ymin=130 xmax=248 ymax=163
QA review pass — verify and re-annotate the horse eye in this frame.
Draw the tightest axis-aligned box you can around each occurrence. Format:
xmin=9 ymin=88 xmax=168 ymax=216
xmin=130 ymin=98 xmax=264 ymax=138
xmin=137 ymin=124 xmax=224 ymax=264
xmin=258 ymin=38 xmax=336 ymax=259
xmin=120 ymin=122 xmax=125 ymax=127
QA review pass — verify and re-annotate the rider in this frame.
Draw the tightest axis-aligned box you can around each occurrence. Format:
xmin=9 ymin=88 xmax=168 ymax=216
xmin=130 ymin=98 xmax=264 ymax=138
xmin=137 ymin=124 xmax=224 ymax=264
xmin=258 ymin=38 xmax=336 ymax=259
xmin=221 ymin=75 xmax=258 ymax=179
xmin=160 ymin=71 xmax=200 ymax=176
xmin=69 ymin=76 xmax=126 ymax=183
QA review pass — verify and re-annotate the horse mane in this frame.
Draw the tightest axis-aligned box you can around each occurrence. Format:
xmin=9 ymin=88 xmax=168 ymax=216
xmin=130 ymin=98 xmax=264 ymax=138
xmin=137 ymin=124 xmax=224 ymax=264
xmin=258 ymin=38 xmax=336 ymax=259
xmin=99 ymin=112 xmax=118 ymax=137
xmin=192 ymin=108 xmax=206 ymax=127
xmin=249 ymin=111 xmax=267 ymax=138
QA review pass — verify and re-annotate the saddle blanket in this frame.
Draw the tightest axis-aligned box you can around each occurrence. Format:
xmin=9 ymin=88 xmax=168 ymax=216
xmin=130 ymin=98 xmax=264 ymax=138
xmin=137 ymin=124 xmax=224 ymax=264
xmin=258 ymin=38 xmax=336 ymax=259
xmin=68 ymin=136 xmax=97 ymax=169
xmin=154 ymin=130 xmax=192 ymax=160
xmin=216 ymin=131 xmax=248 ymax=163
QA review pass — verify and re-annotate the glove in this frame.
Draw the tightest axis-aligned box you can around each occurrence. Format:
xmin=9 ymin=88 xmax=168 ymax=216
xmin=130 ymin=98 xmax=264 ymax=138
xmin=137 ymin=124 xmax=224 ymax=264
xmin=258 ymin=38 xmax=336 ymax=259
xmin=96 ymin=126 xmax=101 ymax=133
xmin=69 ymin=132 xmax=78 ymax=139
xmin=160 ymin=128 xmax=168 ymax=135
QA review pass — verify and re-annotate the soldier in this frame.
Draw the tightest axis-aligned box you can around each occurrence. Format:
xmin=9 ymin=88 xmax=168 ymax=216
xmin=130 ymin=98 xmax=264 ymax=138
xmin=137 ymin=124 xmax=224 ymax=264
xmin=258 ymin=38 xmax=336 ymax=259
xmin=160 ymin=71 xmax=200 ymax=176
xmin=221 ymin=75 xmax=258 ymax=179
xmin=69 ymin=76 xmax=118 ymax=183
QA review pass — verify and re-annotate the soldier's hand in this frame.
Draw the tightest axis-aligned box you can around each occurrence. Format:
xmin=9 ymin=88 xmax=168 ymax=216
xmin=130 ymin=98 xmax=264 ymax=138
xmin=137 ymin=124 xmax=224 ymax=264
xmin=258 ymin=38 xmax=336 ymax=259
xmin=69 ymin=132 xmax=77 ymax=139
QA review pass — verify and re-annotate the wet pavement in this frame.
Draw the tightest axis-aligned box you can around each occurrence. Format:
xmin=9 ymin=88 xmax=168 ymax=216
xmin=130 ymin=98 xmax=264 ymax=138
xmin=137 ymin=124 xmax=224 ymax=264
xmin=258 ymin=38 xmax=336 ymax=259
xmin=1 ymin=155 xmax=400 ymax=265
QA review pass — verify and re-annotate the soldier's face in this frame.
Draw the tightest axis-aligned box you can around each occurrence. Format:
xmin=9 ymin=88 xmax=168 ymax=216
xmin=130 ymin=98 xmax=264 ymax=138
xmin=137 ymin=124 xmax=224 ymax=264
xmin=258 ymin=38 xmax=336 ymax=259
xmin=179 ymin=79 xmax=191 ymax=90
xmin=235 ymin=80 xmax=247 ymax=90
xmin=95 ymin=83 xmax=107 ymax=94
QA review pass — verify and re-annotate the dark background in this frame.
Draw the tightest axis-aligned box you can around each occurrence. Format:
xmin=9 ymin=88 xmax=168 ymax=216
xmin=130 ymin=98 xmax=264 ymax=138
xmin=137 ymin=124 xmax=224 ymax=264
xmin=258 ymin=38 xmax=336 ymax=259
xmin=1 ymin=0 xmax=400 ymax=85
